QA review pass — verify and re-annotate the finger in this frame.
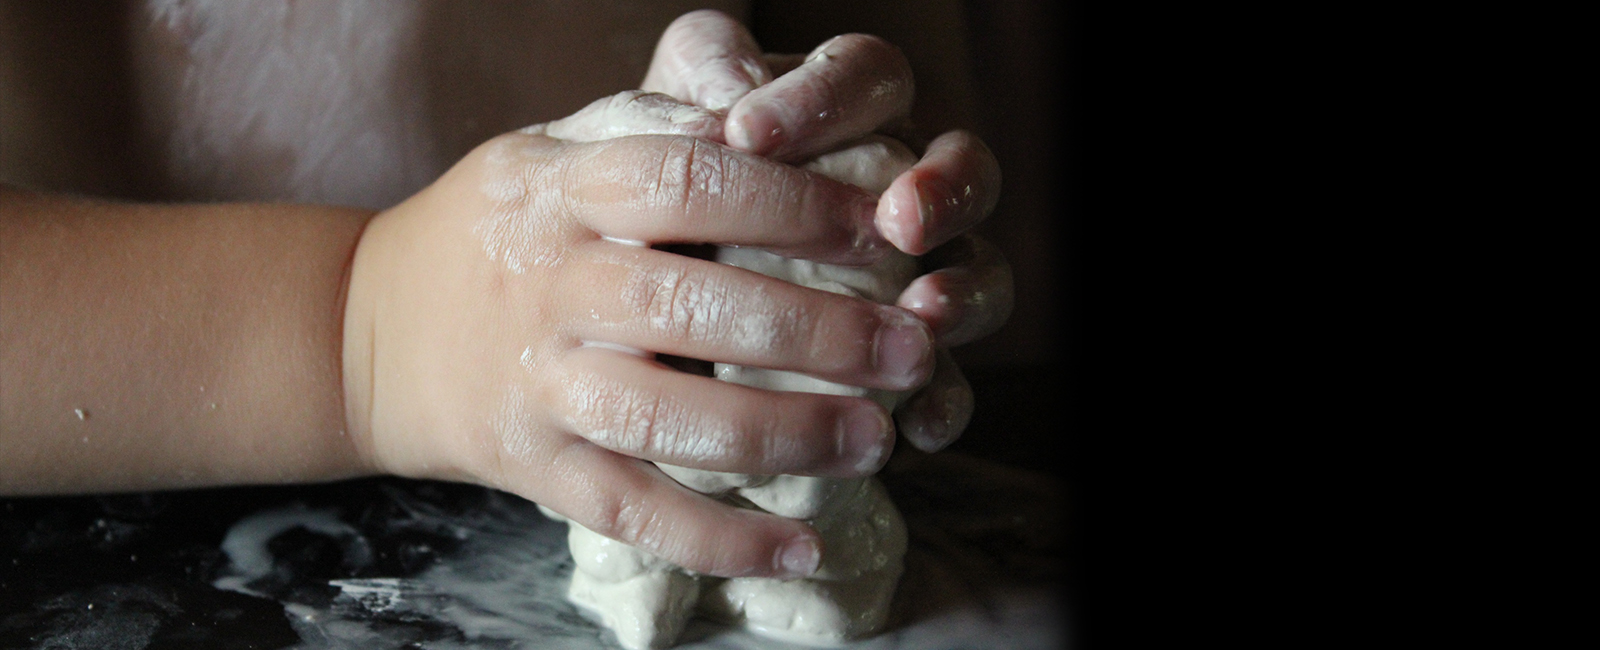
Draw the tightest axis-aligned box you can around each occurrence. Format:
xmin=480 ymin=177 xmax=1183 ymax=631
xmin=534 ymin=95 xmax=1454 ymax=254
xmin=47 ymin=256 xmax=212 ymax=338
xmin=508 ymin=437 xmax=824 ymax=578
xmin=725 ymin=34 xmax=915 ymax=162
xmin=641 ymin=10 xmax=772 ymax=112
xmin=894 ymin=349 xmax=973 ymax=452
xmin=876 ymin=130 xmax=1003 ymax=255
xmin=896 ymin=234 xmax=1015 ymax=347
xmin=556 ymin=134 xmax=892 ymax=265
xmin=545 ymin=345 xmax=895 ymax=477
xmin=557 ymin=242 xmax=935 ymax=391
xmin=528 ymin=90 xmax=724 ymax=143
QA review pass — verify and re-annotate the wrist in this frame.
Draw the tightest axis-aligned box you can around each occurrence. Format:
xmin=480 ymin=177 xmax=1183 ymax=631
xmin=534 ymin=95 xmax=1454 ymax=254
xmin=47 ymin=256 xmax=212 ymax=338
xmin=340 ymin=194 xmax=480 ymax=483
xmin=340 ymin=208 xmax=388 ymax=477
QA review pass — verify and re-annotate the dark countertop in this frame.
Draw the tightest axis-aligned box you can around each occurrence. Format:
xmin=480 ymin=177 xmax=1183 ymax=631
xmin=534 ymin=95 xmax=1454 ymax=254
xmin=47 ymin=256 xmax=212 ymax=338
xmin=2 ymin=369 xmax=1073 ymax=650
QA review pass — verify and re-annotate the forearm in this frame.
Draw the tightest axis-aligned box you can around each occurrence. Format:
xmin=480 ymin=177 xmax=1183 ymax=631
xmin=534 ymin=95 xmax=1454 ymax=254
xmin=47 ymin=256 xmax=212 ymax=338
xmin=0 ymin=185 xmax=374 ymax=494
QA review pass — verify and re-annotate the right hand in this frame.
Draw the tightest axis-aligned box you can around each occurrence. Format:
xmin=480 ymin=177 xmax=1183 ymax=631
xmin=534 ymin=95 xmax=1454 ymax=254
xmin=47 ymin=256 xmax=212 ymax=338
xmin=641 ymin=10 xmax=1015 ymax=453
xmin=340 ymin=92 xmax=937 ymax=580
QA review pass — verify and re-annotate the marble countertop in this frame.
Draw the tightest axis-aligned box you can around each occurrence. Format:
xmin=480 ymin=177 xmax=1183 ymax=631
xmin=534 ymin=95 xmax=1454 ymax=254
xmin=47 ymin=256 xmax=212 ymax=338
xmin=1 ymin=449 xmax=1068 ymax=650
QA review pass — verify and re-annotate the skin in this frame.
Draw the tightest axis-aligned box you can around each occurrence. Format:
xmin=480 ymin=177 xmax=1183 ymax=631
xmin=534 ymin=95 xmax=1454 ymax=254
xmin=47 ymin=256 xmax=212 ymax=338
xmin=0 ymin=6 xmax=1012 ymax=579
xmin=0 ymin=189 xmax=369 ymax=493
xmin=641 ymin=12 xmax=1012 ymax=450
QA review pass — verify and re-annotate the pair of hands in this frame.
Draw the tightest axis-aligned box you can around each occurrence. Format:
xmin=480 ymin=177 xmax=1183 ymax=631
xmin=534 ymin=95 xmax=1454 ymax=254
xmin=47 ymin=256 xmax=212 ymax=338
xmin=343 ymin=11 xmax=1011 ymax=579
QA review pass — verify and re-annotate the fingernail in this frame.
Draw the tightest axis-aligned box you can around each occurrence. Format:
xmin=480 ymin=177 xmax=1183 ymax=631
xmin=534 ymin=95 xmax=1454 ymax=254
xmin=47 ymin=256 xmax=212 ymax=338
xmin=839 ymin=403 xmax=892 ymax=474
xmin=878 ymin=192 xmax=917 ymax=254
xmin=901 ymin=417 xmax=938 ymax=453
xmin=726 ymin=110 xmax=783 ymax=156
xmin=874 ymin=309 xmax=934 ymax=388
xmin=915 ymin=177 xmax=966 ymax=250
xmin=916 ymin=180 xmax=941 ymax=247
xmin=916 ymin=181 xmax=935 ymax=227
xmin=853 ymin=197 xmax=891 ymax=259
xmin=912 ymin=385 xmax=972 ymax=452
xmin=905 ymin=270 xmax=971 ymax=343
xmin=776 ymin=536 xmax=820 ymax=577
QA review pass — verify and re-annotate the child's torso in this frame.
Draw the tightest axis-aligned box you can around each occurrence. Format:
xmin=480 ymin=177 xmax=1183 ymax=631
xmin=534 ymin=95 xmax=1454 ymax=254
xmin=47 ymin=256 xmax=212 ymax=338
xmin=1 ymin=0 xmax=747 ymax=208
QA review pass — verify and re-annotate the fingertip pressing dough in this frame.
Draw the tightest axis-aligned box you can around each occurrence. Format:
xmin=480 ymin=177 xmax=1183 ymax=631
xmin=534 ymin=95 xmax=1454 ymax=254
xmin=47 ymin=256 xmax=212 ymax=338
xmin=557 ymin=136 xmax=921 ymax=649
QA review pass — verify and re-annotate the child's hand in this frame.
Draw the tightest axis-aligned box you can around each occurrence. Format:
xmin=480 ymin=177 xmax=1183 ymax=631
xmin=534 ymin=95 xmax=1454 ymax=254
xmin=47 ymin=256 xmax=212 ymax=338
xmin=642 ymin=10 xmax=1015 ymax=452
xmin=341 ymin=92 xmax=936 ymax=580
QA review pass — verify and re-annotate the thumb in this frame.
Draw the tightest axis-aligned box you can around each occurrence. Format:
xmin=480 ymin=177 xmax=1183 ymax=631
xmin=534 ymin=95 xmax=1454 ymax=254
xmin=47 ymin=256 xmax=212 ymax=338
xmin=641 ymin=10 xmax=772 ymax=112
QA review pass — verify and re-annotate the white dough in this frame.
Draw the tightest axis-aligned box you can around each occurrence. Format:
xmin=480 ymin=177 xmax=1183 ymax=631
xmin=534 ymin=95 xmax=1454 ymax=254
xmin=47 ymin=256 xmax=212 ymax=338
xmin=559 ymin=136 xmax=920 ymax=649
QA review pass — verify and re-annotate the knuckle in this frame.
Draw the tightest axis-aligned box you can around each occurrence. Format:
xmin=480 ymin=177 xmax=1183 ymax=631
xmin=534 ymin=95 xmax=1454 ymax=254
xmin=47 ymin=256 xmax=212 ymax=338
xmin=553 ymin=356 xmax=659 ymax=456
xmin=619 ymin=388 xmax=666 ymax=455
xmin=650 ymin=137 xmax=729 ymax=211
xmin=581 ymin=372 xmax=662 ymax=455
xmin=597 ymin=490 xmax=666 ymax=548
xmin=476 ymin=134 xmax=539 ymax=193
xmin=628 ymin=263 xmax=702 ymax=339
xmin=470 ymin=134 xmax=575 ymax=269
xmin=624 ymin=262 xmax=770 ymax=351
xmin=650 ymin=139 xmax=694 ymax=208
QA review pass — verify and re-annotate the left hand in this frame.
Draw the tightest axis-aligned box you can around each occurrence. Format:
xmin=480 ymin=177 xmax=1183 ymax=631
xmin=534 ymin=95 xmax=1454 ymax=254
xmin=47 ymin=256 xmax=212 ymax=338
xmin=639 ymin=10 xmax=1014 ymax=452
